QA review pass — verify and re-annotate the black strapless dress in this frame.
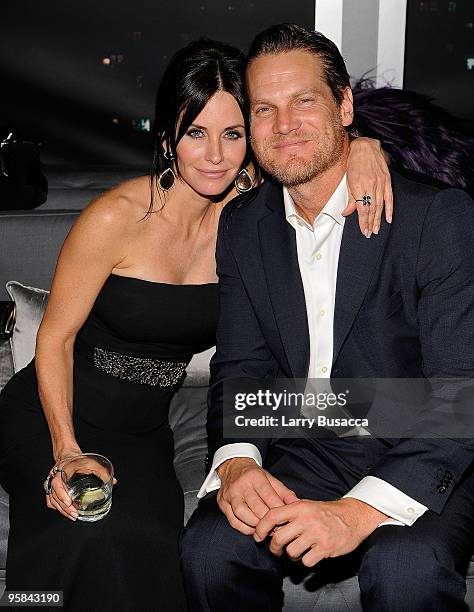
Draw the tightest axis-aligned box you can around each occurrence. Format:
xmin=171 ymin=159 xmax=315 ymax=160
xmin=0 ymin=274 xmax=218 ymax=611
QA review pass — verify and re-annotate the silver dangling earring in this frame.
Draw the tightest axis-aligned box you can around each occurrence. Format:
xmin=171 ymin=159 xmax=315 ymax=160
xmin=234 ymin=168 xmax=253 ymax=194
xmin=158 ymin=150 xmax=176 ymax=191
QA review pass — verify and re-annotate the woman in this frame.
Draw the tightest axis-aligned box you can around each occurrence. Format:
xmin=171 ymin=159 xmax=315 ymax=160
xmin=0 ymin=39 xmax=391 ymax=610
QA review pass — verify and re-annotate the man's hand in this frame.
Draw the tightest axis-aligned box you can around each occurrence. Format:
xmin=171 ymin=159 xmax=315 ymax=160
xmin=254 ymin=498 xmax=388 ymax=567
xmin=217 ymin=457 xmax=299 ymax=535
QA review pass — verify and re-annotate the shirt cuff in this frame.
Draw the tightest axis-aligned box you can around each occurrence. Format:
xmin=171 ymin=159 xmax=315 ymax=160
xmin=197 ymin=443 xmax=262 ymax=499
xmin=343 ymin=476 xmax=428 ymax=527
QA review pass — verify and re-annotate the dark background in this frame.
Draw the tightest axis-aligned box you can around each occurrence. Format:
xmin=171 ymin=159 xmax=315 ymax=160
xmin=404 ymin=0 xmax=474 ymax=121
xmin=0 ymin=0 xmax=314 ymax=166
xmin=1 ymin=0 xmax=472 ymax=167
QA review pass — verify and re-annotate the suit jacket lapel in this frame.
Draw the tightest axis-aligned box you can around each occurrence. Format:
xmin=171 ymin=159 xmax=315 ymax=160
xmin=333 ymin=213 xmax=390 ymax=365
xmin=258 ymin=185 xmax=310 ymax=378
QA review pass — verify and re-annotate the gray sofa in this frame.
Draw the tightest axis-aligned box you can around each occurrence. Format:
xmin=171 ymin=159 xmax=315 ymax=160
xmin=0 ymin=169 xmax=472 ymax=610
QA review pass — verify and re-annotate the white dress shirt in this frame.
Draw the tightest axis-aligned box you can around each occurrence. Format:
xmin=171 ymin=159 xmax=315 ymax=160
xmin=198 ymin=177 xmax=427 ymax=527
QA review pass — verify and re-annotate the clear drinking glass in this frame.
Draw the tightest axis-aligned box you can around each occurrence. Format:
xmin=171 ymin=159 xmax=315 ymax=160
xmin=61 ymin=453 xmax=114 ymax=522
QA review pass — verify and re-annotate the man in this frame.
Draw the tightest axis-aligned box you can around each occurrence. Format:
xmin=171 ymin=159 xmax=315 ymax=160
xmin=181 ymin=24 xmax=474 ymax=611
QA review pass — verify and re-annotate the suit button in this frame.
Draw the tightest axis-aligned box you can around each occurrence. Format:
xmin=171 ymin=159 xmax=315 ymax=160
xmin=436 ymin=485 xmax=447 ymax=494
xmin=444 ymin=471 xmax=452 ymax=479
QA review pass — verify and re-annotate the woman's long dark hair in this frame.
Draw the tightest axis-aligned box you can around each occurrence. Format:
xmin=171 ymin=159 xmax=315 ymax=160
xmin=149 ymin=39 xmax=250 ymax=213
xmin=352 ymin=79 xmax=474 ymax=196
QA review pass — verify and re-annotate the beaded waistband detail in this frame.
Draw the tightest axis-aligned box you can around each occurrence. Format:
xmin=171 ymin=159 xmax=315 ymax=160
xmin=92 ymin=347 xmax=187 ymax=388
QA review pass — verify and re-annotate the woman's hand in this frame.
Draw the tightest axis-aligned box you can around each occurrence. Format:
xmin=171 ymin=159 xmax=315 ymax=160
xmin=45 ymin=447 xmax=118 ymax=521
xmin=344 ymin=137 xmax=393 ymax=238
xmin=45 ymin=446 xmax=83 ymax=521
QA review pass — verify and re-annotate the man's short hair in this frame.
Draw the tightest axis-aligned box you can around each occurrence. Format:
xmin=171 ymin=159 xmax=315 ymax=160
xmin=247 ymin=23 xmax=350 ymax=104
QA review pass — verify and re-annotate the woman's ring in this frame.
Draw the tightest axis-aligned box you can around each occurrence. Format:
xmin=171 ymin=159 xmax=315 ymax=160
xmin=355 ymin=194 xmax=372 ymax=206
xmin=43 ymin=465 xmax=63 ymax=495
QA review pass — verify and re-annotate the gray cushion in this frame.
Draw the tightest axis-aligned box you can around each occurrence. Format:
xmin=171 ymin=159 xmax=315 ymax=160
xmin=0 ymin=486 xmax=8 ymax=584
xmin=183 ymin=346 xmax=214 ymax=387
xmin=40 ymin=189 xmax=105 ymax=211
xmin=6 ymin=282 xmax=48 ymax=372
xmin=46 ymin=168 xmax=144 ymax=190
xmin=39 ymin=168 xmax=145 ymax=211
xmin=282 ymin=575 xmax=362 ymax=611
xmin=170 ymin=385 xmax=208 ymax=492
xmin=0 ymin=340 xmax=14 ymax=393
xmin=0 ymin=210 xmax=79 ymax=301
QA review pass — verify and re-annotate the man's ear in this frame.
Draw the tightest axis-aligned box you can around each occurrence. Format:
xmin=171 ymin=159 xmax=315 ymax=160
xmin=340 ymin=87 xmax=354 ymax=128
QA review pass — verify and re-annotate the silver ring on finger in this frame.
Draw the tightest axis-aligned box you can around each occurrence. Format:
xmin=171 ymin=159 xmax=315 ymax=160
xmin=355 ymin=194 xmax=372 ymax=206
xmin=43 ymin=465 xmax=63 ymax=495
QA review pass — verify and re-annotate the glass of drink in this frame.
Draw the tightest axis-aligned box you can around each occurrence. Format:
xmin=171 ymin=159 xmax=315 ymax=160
xmin=61 ymin=453 xmax=114 ymax=522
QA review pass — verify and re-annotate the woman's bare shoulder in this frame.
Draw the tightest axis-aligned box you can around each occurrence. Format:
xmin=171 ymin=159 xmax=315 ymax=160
xmin=79 ymin=175 xmax=151 ymax=229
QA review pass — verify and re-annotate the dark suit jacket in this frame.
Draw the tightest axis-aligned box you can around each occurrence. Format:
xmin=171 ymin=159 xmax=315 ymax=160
xmin=207 ymin=170 xmax=474 ymax=513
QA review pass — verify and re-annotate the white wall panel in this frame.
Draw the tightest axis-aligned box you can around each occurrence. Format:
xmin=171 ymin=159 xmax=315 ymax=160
xmin=376 ymin=0 xmax=407 ymax=87
xmin=314 ymin=0 xmax=407 ymax=85
xmin=314 ymin=0 xmax=344 ymax=49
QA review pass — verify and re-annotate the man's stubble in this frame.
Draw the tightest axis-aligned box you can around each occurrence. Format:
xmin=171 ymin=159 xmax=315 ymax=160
xmin=250 ymin=115 xmax=347 ymax=188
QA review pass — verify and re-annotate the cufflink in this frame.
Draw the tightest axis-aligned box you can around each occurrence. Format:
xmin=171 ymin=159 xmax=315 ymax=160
xmin=436 ymin=470 xmax=453 ymax=493
xmin=435 ymin=469 xmax=453 ymax=494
